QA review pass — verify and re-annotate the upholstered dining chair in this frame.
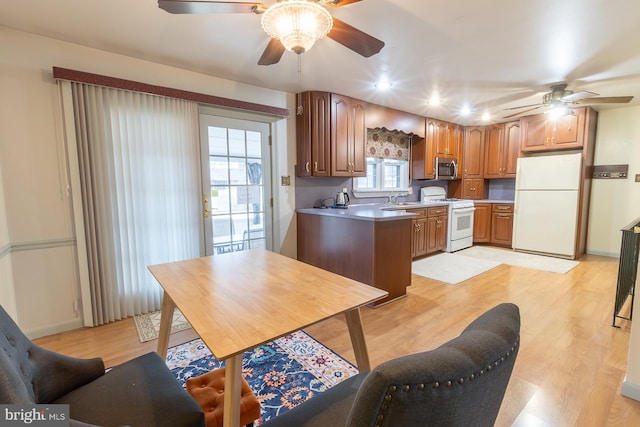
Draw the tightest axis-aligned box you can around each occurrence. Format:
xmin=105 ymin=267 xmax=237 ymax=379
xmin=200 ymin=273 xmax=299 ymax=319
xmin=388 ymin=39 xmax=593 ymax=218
xmin=0 ymin=304 xmax=205 ymax=427
xmin=260 ymin=302 xmax=520 ymax=427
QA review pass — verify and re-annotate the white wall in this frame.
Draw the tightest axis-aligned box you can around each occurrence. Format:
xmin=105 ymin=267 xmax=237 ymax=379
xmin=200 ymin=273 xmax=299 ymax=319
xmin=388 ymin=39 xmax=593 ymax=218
xmin=0 ymin=26 xmax=296 ymax=336
xmin=587 ymin=106 xmax=640 ymax=256
xmin=587 ymin=106 xmax=640 ymax=400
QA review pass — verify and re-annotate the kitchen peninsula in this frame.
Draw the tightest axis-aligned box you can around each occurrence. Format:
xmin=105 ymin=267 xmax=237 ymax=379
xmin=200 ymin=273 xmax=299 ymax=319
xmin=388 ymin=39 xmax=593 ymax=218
xmin=297 ymin=204 xmax=429 ymax=305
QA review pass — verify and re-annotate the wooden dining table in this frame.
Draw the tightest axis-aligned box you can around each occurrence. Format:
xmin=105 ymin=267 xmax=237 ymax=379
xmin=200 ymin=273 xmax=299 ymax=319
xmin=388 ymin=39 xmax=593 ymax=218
xmin=148 ymin=249 xmax=388 ymax=427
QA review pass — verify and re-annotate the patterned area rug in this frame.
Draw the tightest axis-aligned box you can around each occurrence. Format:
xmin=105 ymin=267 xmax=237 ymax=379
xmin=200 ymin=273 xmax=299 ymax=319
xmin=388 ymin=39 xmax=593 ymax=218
xmin=133 ymin=309 xmax=192 ymax=342
xmin=165 ymin=331 xmax=358 ymax=425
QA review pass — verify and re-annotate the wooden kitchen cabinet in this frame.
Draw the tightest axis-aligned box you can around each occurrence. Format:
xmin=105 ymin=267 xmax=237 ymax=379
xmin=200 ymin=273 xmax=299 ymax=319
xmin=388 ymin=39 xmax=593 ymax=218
xmin=296 ymin=91 xmax=330 ymax=177
xmin=473 ymin=203 xmax=492 ymax=242
xmin=448 ymin=178 xmax=487 ymax=200
xmin=412 ymin=118 xmax=462 ymax=180
xmin=484 ymin=121 xmax=519 ymax=178
xmin=463 ymin=126 xmax=485 ymax=178
xmin=433 ymin=119 xmax=462 ymax=159
xmin=409 ymin=208 xmax=428 ymax=258
xmin=296 ymin=91 xmax=366 ymax=177
xmin=297 ymin=212 xmax=412 ymax=306
xmin=426 ymin=206 xmax=448 ymax=254
xmin=491 ymin=204 xmax=514 ymax=246
xmin=520 ymin=107 xmax=586 ymax=152
xmin=330 ymin=93 xmax=366 ymax=176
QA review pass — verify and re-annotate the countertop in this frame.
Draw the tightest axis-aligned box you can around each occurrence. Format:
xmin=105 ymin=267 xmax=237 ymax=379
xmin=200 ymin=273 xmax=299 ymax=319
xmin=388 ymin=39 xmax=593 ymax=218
xmin=297 ymin=202 xmax=449 ymax=222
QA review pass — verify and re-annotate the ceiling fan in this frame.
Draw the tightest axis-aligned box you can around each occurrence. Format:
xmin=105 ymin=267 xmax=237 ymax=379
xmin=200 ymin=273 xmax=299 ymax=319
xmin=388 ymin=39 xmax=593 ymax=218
xmin=158 ymin=0 xmax=385 ymax=65
xmin=503 ymin=83 xmax=634 ymax=119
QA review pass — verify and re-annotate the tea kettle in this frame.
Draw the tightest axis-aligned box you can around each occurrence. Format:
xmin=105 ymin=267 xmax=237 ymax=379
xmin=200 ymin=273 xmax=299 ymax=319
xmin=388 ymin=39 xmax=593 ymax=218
xmin=335 ymin=189 xmax=350 ymax=207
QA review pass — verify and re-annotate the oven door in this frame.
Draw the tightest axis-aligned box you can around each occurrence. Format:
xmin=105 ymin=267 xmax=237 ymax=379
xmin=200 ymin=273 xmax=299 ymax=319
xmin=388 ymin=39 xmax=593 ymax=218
xmin=449 ymin=206 xmax=475 ymax=241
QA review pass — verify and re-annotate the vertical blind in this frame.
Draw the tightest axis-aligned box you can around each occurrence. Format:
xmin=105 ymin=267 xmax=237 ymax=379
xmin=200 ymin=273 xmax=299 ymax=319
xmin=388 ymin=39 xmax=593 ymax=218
xmin=71 ymin=83 xmax=201 ymax=325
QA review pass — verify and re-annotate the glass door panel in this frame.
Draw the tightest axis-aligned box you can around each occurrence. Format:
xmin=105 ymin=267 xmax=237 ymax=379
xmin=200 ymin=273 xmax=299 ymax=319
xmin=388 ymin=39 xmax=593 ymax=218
xmin=200 ymin=114 xmax=272 ymax=255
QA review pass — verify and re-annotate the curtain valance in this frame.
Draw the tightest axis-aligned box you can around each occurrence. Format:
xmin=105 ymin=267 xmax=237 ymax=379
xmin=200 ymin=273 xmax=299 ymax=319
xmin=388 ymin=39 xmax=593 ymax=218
xmin=366 ymin=128 xmax=411 ymax=161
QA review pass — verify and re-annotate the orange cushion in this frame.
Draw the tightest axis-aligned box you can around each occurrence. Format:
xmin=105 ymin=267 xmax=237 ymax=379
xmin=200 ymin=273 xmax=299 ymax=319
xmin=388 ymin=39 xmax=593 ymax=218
xmin=186 ymin=368 xmax=261 ymax=427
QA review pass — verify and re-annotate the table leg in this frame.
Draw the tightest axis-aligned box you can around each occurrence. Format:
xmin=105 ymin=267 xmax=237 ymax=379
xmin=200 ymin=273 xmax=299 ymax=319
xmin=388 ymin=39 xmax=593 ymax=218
xmin=223 ymin=354 xmax=242 ymax=427
xmin=156 ymin=292 xmax=176 ymax=360
xmin=344 ymin=307 xmax=371 ymax=372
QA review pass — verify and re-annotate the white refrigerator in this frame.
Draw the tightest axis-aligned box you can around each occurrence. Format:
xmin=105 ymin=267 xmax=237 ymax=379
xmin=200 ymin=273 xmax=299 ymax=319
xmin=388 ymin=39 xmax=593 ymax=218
xmin=512 ymin=152 xmax=582 ymax=259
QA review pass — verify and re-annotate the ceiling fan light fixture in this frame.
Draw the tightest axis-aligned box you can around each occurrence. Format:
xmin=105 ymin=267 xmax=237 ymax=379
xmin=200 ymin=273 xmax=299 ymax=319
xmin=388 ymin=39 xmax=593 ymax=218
xmin=261 ymin=0 xmax=333 ymax=54
xmin=546 ymin=100 xmax=570 ymax=119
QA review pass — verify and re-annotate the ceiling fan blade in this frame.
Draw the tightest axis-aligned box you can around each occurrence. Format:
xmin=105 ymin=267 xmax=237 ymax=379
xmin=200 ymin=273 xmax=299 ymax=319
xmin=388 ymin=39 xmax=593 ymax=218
xmin=258 ymin=38 xmax=286 ymax=66
xmin=158 ymin=1 xmax=267 ymax=14
xmin=574 ymin=96 xmax=634 ymax=104
xmin=561 ymin=90 xmax=598 ymax=102
xmin=503 ymin=103 xmax=543 ymax=111
xmin=323 ymin=0 xmax=364 ymax=8
xmin=503 ymin=106 xmax=542 ymax=119
xmin=327 ymin=17 xmax=384 ymax=58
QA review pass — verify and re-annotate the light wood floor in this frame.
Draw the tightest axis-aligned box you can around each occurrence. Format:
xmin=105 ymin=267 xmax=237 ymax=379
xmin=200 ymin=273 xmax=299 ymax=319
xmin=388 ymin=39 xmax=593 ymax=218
xmin=34 ymin=251 xmax=640 ymax=426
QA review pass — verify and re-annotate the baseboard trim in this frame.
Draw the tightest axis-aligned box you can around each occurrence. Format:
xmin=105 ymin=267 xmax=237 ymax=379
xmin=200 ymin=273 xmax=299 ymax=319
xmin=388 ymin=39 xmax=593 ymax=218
xmin=621 ymin=376 xmax=640 ymax=401
xmin=25 ymin=317 xmax=84 ymax=340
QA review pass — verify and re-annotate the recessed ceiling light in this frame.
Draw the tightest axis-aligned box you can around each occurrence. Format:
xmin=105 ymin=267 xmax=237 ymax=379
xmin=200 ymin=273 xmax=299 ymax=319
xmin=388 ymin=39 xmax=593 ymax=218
xmin=481 ymin=112 xmax=492 ymax=121
xmin=429 ymin=95 xmax=441 ymax=106
xmin=460 ymin=106 xmax=471 ymax=116
xmin=375 ymin=80 xmax=392 ymax=90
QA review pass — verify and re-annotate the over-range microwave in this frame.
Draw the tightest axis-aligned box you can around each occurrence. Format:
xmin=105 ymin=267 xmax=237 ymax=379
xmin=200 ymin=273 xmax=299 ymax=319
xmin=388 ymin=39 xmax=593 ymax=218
xmin=435 ymin=157 xmax=458 ymax=180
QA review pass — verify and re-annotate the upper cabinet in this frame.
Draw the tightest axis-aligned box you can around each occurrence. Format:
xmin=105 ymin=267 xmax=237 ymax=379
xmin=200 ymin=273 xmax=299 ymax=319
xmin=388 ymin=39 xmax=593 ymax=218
xmin=520 ymin=107 xmax=586 ymax=152
xmin=365 ymin=103 xmax=426 ymax=137
xmin=432 ymin=119 xmax=462 ymax=159
xmin=484 ymin=121 xmax=519 ymax=178
xmin=296 ymin=91 xmax=366 ymax=177
xmin=330 ymin=94 xmax=366 ymax=177
xmin=296 ymin=91 xmax=330 ymax=177
xmin=462 ymin=126 xmax=485 ymax=178
xmin=412 ymin=118 xmax=461 ymax=180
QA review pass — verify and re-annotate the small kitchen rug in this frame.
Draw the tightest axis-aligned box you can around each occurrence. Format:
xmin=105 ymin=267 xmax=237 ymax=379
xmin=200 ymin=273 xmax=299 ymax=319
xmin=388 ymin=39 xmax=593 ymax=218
xmin=133 ymin=309 xmax=192 ymax=342
xmin=166 ymin=330 xmax=358 ymax=425
xmin=457 ymin=246 xmax=579 ymax=274
xmin=412 ymin=252 xmax=501 ymax=284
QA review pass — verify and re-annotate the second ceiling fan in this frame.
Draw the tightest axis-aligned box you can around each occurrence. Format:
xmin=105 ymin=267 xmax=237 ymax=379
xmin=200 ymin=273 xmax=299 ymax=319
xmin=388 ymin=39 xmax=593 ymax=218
xmin=503 ymin=83 xmax=634 ymax=119
xmin=158 ymin=0 xmax=385 ymax=65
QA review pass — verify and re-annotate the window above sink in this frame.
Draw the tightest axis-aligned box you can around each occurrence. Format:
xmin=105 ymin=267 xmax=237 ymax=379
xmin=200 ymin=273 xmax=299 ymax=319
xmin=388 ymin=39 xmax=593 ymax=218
xmin=353 ymin=128 xmax=411 ymax=198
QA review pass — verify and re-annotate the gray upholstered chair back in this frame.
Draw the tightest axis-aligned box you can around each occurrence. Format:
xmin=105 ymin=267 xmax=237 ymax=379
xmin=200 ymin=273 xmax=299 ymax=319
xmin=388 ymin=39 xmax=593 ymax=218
xmin=345 ymin=303 xmax=520 ymax=427
xmin=0 ymin=305 xmax=105 ymax=404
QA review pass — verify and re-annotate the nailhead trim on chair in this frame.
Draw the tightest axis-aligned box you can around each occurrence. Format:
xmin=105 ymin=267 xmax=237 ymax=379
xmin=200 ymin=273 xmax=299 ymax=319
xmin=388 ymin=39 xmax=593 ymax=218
xmin=372 ymin=338 xmax=519 ymax=427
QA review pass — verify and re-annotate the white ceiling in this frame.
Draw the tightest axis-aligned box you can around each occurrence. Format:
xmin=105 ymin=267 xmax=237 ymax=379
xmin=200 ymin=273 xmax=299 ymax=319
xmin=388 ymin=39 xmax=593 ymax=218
xmin=2 ymin=0 xmax=640 ymax=125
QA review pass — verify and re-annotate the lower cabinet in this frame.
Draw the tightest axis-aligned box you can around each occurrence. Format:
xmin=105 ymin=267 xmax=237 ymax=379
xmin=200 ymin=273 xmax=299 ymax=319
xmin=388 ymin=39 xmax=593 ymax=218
xmin=409 ymin=206 xmax=448 ymax=259
xmin=491 ymin=204 xmax=514 ymax=246
xmin=297 ymin=212 xmax=412 ymax=306
xmin=426 ymin=207 xmax=448 ymax=254
xmin=473 ymin=203 xmax=513 ymax=247
xmin=411 ymin=209 xmax=428 ymax=258
xmin=473 ymin=203 xmax=492 ymax=242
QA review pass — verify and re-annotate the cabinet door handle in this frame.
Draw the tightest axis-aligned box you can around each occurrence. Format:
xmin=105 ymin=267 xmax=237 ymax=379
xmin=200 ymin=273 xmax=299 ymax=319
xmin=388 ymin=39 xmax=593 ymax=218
xmin=314 ymin=161 xmax=318 ymax=172
xmin=305 ymin=162 xmax=310 ymax=172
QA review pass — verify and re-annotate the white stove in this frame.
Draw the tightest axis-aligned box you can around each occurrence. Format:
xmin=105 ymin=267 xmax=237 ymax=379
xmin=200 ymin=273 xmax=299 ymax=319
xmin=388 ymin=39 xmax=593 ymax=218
xmin=421 ymin=187 xmax=475 ymax=252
